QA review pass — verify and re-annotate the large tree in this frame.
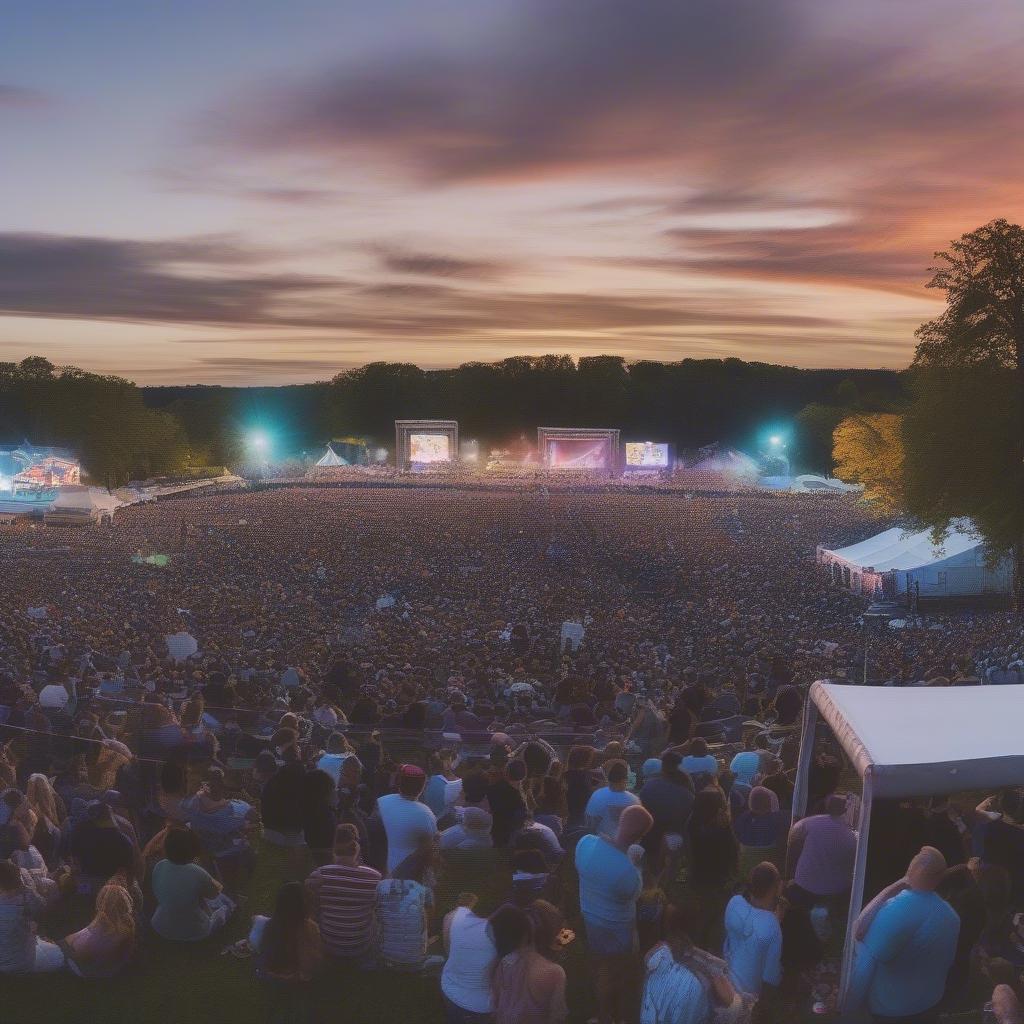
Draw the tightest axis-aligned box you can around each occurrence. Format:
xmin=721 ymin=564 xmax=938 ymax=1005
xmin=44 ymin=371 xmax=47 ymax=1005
xmin=907 ymin=219 xmax=1024 ymax=607
xmin=833 ymin=413 xmax=906 ymax=512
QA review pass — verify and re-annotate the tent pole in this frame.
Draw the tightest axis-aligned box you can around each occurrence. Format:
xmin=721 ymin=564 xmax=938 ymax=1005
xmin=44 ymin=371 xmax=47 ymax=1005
xmin=791 ymin=686 xmax=819 ymax=821
xmin=839 ymin=770 xmax=873 ymax=1015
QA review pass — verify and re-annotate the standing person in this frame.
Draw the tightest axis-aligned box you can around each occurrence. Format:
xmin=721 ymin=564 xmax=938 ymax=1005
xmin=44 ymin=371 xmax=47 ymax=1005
xmin=586 ymin=760 xmax=641 ymax=838
xmin=848 ymin=847 xmax=960 ymax=1023
xmin=638 ymin=752 xmax=694 ymax=869
xmin=490 ymin=904 xmax=568 ymax=1024
xmin=301 ymin=768 xmax=337 ymax=866
xmin=685 ymin=789 xmax=739 ymax=949
xmin=248 ymin=881 xmax=323 ymax=983
xmin=442 ymin=895 xmax=499 ymax=1023
xmin=723 ymin=862 xmax=784 ymax=1002
xmin=376 ymin=765 xmax=437 ymax=875
xmin=63 ymin=882 xmax=137 ymax=978
xmin=305 ymin=824 xmax=381 ymax=963
xmin=487 ymin=760 xmax=529 ymax=848
xmin=575 ymin=804 xmax=654 ymax=1024
xmin=786 ymin=794 xmax=857 ymax=907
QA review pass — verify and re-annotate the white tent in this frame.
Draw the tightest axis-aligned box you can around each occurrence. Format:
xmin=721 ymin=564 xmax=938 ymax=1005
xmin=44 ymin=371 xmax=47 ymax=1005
xmin=792 ymin=474 xmax=862 ymax=494
xmin=793 ymin=681 xmax=1024 ymax=1009
xmin=315 ymin=444 xmax=347 ymax=467
xmin=43 ymin=485 xmax=122 ymax=525
xmin=818 ymin=519 xmax=1012 ymax=598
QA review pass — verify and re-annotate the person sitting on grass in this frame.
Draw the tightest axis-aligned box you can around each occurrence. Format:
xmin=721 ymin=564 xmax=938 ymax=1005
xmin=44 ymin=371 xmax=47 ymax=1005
xmin=0 ymin=858 xmax=64 ymax=973
xmin=305 ymin=823 xmax=381 ymax=963
xmin=376 ymin=840 xmax=443 ymax=972
xmin=490 ymin=902 xmax=568 ymax=1024
xmin=63 ymin=881 xmax=137 ymax=978
xmin=150 ymin=826 xmax=234 ymax=942
xmin=249 ymin=881 xmax=323 ymax=983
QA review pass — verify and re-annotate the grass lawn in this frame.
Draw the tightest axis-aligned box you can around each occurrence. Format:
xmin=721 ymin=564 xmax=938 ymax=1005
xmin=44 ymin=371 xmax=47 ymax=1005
xmin=3 ymin=840 xmax=598 ymax=1024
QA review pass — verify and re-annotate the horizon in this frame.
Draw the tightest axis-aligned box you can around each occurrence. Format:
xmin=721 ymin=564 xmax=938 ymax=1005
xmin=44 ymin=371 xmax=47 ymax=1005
xmin=4 ymin=2 xmax=1024 ymax=384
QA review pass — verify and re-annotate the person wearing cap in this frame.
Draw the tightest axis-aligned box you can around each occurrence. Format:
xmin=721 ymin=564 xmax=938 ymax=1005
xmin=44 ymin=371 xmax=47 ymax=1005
xmin=440 ymin=806 xmax=494 ymax=851
xmin=375 ymin=765 xmax=437 ymax=875
xmin=305 ymin=824 xmax=381 ymax=962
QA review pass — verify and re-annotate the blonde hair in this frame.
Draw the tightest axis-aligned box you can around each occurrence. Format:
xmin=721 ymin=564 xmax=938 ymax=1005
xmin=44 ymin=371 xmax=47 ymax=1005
xmin=26 ymin=774 xmax=65 ymax=828
xmin=180 ymin=697 xmax=204 ymax=728
xmin=94 ymin=883 xmax=136 ymax=941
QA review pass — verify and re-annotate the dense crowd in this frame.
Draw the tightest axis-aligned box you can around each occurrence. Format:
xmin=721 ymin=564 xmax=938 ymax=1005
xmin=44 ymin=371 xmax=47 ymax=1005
xmin=0 ymin=484 xmax=1021 ymax=1023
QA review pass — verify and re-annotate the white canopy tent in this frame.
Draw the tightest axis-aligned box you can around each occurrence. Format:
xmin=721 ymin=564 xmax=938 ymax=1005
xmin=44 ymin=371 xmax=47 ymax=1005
xmin=315 ymin=444 xmax=347 ymax=467
xmin=818 ymin=519 xmax=1012 ymax=598
xmin=793 ymin=681 xmax=1024 ymax=1009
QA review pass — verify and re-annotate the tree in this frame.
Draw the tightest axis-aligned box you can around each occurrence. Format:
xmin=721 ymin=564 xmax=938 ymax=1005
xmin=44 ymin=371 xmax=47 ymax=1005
xmin=796 ymin=403 xmax=847 ymax=473
xmin=909 ymin=219 xmax=1024 ymax=608
xmin=832 ymin=413 xmax=905 ymax=513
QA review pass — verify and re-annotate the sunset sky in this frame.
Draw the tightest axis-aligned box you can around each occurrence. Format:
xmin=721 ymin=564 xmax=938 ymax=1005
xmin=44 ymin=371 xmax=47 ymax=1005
xmin=3 ymin=0 xmax=1024 ymax=384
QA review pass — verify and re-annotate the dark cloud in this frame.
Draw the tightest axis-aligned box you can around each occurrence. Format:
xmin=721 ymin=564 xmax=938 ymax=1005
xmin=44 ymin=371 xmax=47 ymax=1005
xmin=378 ymin=248 xmax=508 ymax=279
xmin=0 ymin=233 xmax=337 ymax=326
xmin=212 ymin=1 xmax=1024 ymax=187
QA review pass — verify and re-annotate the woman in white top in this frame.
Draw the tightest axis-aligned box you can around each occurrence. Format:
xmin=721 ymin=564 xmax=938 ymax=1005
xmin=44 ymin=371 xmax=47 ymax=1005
xmin=441 ymin=897 xmax=498 ymax=1023
xmin=641 ymin=902 xmax=745 ymax=1024
xmin=376 ymin=847 xmax=442 ymax=972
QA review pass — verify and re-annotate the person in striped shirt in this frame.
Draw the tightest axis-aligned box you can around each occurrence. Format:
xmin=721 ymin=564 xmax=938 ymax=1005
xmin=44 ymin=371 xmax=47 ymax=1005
xmin=305 ymin=824 xmax=381 ymax=962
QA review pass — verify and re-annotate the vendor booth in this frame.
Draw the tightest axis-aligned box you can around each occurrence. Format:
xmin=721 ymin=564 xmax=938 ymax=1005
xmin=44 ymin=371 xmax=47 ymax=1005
xmin=793 ymin=681 xmax=1024 ymax=1012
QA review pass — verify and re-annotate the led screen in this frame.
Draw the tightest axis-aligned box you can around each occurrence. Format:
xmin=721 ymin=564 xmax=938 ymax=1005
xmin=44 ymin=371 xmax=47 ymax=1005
xmin=409 ymin=433 xmax=451 ymax=463
xmin=624 ymin=442 xmax=669 ymax=467
xmin=546 ymin=438 xmax=609 ymax=469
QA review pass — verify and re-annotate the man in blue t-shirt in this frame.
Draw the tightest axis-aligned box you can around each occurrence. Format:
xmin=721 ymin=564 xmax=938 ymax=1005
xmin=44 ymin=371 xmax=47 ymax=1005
xmin=576 ymin=804 xmax=652 ymax=1024
xmin=848 ymin=846 xmax=960 ymax=1022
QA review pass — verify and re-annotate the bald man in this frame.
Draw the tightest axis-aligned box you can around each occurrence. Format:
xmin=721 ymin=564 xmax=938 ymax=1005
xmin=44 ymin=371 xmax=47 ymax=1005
xmin=848 ymin=846 xmax=960 ymax=1023
xmin=575 ymin=803 xmax=653 ymax=1024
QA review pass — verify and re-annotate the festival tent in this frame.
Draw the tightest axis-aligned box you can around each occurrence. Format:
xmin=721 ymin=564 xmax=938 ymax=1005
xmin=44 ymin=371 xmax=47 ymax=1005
xmin=315 ymin=444 xmax=347 ymax=467
xmin=792 ymin=474 xmax=862 ymax=494
xmin=793 ymin=681 xmax=1024 ymax=1010
xmin=43 ymin=485 xmax=122 ymax=525
xmin=818 ymin=519 xmax=1012 ymax=598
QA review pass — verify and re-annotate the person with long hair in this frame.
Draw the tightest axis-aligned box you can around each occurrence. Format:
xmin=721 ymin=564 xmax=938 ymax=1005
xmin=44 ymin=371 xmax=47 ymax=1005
xmin=641 ymin=902 xmax=744 ymax=1024
xmin=490 ymin=903 xmax=568 ymax=1024
xmin=26 ymin=774 xmax=66 ymax=870
xmin=64 ymin=882 xmax=137 ymax=978
xmin=249 ymin=881 xmax=322 ymax=983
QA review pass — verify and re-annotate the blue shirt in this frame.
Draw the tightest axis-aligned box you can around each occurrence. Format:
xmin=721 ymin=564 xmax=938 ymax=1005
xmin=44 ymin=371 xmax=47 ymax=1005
xmin=851 ymin=890 xmax=959 ymax=1017
xmin=575 ymin=834 xmax=640 ymax=927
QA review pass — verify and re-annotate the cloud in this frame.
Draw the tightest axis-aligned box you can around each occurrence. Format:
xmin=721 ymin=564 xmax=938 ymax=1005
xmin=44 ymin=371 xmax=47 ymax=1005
xmin=0 ymin=233 xmax=338 ymax=326
xmin=377 ymin=247 xmax=509 ymax=279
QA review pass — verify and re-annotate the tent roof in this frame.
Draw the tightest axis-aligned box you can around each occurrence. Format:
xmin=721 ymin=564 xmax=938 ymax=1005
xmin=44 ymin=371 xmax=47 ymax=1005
xmin=810 ymin=681 xmax=1024 ymax=797
xmin=822 ymin=520 xmax=982 ymax=572
xmin=316 ymin=445 xmax=347 ymax=467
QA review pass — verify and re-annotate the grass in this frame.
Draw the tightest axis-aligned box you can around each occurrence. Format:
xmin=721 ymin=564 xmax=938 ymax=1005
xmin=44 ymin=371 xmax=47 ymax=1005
xmin=3 ymin=840 xmax=598 ymax=1024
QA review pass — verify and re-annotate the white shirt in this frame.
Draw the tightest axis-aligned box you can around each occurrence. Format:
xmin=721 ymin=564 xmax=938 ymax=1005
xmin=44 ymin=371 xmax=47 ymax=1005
xmin=723 ymin=895 xmax=783 ymax=997
xmin=376 ymin=793 xmax=437 ymax=874
xmin=585 ymin=786 xmax=640 ymax=837
xmin=641 ymin=945 xmax=711 ymax=1024
xmin=316 ymin=753 xmax=350 ymax=787
xmin=442 ymin=907 xmax=497 ymax=1013
xmin=38 ymin=683 xmax=70 ymax=709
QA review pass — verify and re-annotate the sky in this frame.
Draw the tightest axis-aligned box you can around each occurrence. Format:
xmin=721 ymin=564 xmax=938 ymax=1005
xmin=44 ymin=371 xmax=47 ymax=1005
xmin=2 ymin=0 xmax=1024 ymax=385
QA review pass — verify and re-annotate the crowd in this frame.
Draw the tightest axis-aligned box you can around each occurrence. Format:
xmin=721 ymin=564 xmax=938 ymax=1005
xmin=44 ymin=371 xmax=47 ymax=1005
xmin=0 ymin=484 xmax=1022 ymax=1023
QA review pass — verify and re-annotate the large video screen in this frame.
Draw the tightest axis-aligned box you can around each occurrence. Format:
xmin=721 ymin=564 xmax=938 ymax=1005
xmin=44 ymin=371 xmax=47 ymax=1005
xmin=409 ymin=433 xmax=451 ymax=464
xmin=625 ymin=442 xmax=669 ymax=468
xmin=546 ymin=438 xmax=609 ymax=469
